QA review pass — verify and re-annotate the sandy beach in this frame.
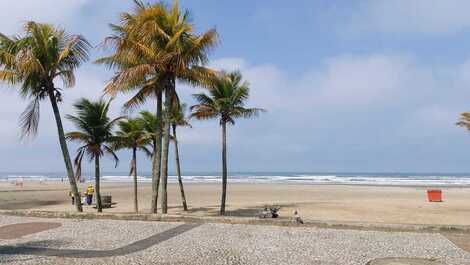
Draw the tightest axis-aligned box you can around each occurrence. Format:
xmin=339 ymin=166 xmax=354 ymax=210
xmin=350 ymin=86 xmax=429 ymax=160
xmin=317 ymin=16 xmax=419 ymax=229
xmin=1 ymin=181 xmax=470 ymax=226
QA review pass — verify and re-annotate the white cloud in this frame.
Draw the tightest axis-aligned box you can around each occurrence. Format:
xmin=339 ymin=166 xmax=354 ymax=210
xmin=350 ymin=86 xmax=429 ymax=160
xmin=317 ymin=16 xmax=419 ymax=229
xmin=307 ymin=54 xmax=427 ymax=107
xmin=0 ymin=68 xmax=104 ymax=145
xmin=399 ymin=105 xmax=459 ymax=138
xmin=210 ymin=58 xmax=247 ymax=72
xmin=208 ymin=54 xmax=470 ymax=136
xmin=0 ymin=0 xmax=90 ymax=35
xmin=213 ymin=54 xmax=437 ymax=113
xmin=346 ymin=0 xmax=470 ymax=35
xmin=207 ymin=58 xmax=287 ymax=111
xmin=3 ymin=53 xmax=470 ymax=171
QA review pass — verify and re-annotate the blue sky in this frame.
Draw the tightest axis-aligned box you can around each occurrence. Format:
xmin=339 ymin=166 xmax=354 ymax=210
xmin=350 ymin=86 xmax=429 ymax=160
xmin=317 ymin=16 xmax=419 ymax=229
xmin=2 ymin=0 xmax=470 ymax=173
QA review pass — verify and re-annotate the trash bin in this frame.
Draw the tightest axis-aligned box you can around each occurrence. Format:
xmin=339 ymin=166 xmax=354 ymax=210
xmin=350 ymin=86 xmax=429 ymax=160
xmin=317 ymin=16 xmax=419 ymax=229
xmin=427 ymin=190 xmax=442 ymax=202
xmin=102 ymin=195 xmax=112 ymax=204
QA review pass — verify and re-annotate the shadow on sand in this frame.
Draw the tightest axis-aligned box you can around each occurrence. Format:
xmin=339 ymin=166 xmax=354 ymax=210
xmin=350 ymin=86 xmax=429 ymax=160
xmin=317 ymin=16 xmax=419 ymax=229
xmin=174 ymin=203 xmax=300 ymax=218
xmin=0 ymin=200 xmax=63 ymax=210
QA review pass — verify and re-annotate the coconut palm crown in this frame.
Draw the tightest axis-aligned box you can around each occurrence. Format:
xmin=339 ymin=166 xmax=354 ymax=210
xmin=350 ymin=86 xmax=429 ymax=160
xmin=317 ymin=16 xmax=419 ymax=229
xmin=191 ymin=71 xmax=265 ymax=126
xmin=113 ymin=119 xmax=151 ymax=157
xmin=96 ymin=0 xmax=218 ymax=108
xmin=0 ymin=22 xmax=91 ymax=137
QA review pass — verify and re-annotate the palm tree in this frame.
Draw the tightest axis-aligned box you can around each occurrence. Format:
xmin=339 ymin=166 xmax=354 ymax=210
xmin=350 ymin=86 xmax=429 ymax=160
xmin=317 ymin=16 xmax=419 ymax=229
xmin=113 ymin=118 xmax=151 ymax=213
xmin=169 ymin=103 xmax=191 ymax=211
xmin=96 ymin=3 xmax=165 ymax=213
xmin=0 ymin=22 xmax=91 ymax=212
xmin=96 ymin=0 xmax=218 ymax=214
xmin=66 ymin=98 xmax=121 ymax=212
xmin=191 ymin=71 xmax=265 ymax=215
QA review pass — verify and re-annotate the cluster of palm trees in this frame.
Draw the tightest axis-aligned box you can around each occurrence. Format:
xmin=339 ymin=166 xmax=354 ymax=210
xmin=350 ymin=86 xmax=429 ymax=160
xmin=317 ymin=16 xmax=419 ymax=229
xmin=64 ymin=99 xmax=190 ymax=213
xmin=0 ymin=0 xmax=264 ymax=216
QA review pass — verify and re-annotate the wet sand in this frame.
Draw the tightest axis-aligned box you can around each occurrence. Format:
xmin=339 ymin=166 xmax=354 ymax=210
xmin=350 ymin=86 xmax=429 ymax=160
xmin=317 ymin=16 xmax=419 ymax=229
xmin=1 ymin=181 xmax=470 ymax=225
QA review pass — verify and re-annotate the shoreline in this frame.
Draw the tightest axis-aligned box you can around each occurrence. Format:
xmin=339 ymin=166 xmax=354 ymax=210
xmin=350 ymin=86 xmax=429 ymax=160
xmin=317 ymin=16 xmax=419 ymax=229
xmin=3 ymin=180 xmax=470 ymax=189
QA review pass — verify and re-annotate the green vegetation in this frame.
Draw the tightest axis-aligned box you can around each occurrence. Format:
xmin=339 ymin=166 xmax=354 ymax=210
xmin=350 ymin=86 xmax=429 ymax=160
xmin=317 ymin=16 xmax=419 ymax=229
xmin=96 ymin=0 xmax=218 ymax=214
xmin=0 ymin=1 xmax=265 ymax=215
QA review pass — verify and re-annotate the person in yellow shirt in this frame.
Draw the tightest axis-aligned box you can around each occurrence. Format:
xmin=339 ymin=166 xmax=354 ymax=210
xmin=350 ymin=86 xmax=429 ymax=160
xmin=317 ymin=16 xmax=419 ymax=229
xmin=85 ymin=184 xmax=94 ymax=205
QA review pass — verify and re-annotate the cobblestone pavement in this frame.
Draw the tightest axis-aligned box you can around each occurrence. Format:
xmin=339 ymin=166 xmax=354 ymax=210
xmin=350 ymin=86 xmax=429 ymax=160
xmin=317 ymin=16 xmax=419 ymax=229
xmin=0 ymin=215 xmax=469 ymax=265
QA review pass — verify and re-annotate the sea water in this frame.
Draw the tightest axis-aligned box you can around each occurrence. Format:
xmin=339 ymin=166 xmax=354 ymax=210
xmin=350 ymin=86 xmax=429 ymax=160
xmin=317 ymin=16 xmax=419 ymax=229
xmin=1 ymin=172 xmax=470 ymax=186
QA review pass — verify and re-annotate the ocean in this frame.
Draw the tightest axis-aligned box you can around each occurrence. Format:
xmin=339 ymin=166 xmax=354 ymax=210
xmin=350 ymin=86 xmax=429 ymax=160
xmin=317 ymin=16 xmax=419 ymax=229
xmin=1 ymin=172 xmax=470 ymax=186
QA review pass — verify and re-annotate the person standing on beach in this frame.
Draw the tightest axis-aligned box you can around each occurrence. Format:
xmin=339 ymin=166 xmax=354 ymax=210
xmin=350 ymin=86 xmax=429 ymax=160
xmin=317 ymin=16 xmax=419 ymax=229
xmin=86 ymin=184 xmax=94 ymax=205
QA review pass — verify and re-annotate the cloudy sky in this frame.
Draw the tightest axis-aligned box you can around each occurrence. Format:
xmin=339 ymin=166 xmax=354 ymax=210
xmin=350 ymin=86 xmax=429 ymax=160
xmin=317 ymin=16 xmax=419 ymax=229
xmin=2 ymin=0 xmax=470 ymax=174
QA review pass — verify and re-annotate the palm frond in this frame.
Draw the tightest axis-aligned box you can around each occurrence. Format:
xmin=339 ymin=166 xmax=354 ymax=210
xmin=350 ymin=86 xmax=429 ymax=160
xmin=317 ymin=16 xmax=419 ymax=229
xmin=103 ymin=145 xmax=120 ymax=167
xmin=65 ymin=131 xmax=90 ymax=143
xmin=74 ymin=146 xmax=86 ymax=180
xmin=19 ymin=96 xmax=41 ymax=139
xmin=232 ymin=107 xmax=266 ymax=119
xmin=139 ymin=145 xmax=153 ymax=158
xmin=457 ymin=112 xmax=470 ymax=130
xmin=0 ymin=70 xmax=18 ymax=84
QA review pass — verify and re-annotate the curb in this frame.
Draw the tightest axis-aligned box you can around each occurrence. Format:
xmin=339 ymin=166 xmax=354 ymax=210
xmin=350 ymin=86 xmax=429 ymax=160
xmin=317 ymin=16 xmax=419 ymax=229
xmin=1 ymin=210 xmax=469 ymax=233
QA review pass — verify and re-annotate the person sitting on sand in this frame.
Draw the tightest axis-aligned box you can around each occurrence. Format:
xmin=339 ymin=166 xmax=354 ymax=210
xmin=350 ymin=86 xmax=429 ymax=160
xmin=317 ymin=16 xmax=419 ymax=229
xmin=294 ymin=210 xmax=304 ymax=224
xmin=85 ymin=184 xmax=94 ymax=205
xmin=258 ymin=207 xmax=281 ymax=219
xmin=270 ymin=207 xmax=280 ymax=218
xmin=259 ymin=207 xmax=270 ymax=218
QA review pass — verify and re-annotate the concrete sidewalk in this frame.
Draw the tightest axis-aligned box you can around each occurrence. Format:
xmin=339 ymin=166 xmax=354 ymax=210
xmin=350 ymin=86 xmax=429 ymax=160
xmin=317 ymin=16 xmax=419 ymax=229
xmin=0 ymin=215 xmax=469 ymax=265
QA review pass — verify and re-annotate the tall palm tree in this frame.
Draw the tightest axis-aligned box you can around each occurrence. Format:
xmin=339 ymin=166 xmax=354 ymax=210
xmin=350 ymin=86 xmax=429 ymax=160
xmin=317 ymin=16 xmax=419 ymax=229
xmin=66 ymin=98 xmax=121 ymax=212
xmin=169 ymin=103 xmax=191 ymax=211
xmin=191 ymin=71 xmax=265 ymax=215
xmin=96 ymin=0 xmax=218 ymax=214
xmin=0 ymin=22 xmax=91 ymax=212
xmin=96 ymin=2 xmax=165 ymax=213
xmin=113 ymin=118 xmax=151 ymax=213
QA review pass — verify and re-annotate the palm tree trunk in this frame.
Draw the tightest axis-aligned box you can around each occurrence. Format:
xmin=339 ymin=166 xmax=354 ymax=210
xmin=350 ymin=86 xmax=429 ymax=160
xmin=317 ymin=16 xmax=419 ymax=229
xmin=48 ymin=89 xmax=82 ymax=212
xmin=132 ymin=147 xmax=138 ymax=213
xmin=151 ymin=91 xmax=163 ymax=213
xmin=161 ymin=82 xmax=173 ymax=214
xmin=95 ymin=156 xmax=102 ymax=213
xmin=220 ymin=122 xmax=228 ymax=216
xmin=173 ymin=125 xmax=188 ymax=211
